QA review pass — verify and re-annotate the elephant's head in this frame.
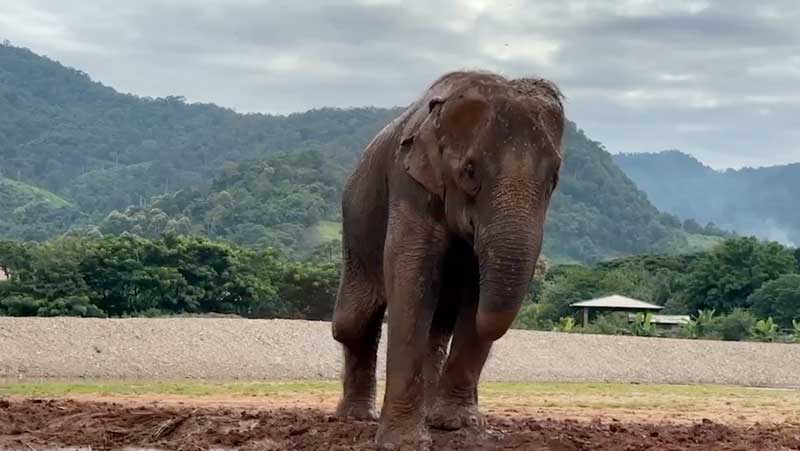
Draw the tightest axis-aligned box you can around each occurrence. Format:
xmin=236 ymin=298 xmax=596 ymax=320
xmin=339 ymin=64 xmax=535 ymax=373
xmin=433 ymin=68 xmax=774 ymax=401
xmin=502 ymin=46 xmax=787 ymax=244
xmin=400 ymin=74 xmax=565 ymax=341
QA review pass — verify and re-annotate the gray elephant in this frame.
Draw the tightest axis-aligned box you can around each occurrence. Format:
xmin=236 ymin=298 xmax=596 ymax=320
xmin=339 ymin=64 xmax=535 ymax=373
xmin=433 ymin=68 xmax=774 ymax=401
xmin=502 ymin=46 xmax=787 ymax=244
xmin=331 ymin=70 xmax=565 ymax=450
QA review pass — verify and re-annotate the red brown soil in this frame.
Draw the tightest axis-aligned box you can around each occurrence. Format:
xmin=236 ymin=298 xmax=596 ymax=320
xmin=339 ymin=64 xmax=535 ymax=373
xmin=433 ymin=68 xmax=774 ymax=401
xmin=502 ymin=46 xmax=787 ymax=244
xmin=2 ymin=398 xmax=799 ymax=451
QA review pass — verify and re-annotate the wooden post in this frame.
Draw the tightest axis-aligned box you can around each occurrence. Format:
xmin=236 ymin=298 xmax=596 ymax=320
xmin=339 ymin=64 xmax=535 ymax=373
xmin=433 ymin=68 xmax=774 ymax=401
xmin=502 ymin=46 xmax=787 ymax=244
xmin=583 ymin=307 xmax=589 ymax=327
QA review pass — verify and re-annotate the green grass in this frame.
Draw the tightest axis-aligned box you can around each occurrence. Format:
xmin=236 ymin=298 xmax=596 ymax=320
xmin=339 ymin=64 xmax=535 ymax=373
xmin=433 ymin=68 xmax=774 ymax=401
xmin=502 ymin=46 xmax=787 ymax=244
xmin=315 ymin=220 xmax=342 ymax=242
xmin=0 ymin=176 xmax=72 ymax=208
xmin=0 ymin=380 xmax=341 ymax=397
xmin=0 ymin=380 xmax=788 ymax=400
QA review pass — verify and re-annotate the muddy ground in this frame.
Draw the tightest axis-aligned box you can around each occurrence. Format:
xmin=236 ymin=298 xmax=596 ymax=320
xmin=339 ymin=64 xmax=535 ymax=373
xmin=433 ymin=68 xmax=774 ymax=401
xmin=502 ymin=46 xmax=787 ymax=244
xmin=2 ymin=397 xmax=799 ymax=451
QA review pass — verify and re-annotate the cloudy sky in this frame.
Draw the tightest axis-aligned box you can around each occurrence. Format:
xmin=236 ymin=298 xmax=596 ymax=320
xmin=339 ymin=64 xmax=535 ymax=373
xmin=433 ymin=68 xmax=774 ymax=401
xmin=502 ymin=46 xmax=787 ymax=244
xmin=3 ymin=0 xmax=800 ymax=169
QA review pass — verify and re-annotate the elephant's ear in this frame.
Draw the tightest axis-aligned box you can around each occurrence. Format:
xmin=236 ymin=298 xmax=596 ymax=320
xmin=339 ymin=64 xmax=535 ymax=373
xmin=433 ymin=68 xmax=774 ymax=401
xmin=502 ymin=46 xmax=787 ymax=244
xmin=400 ymin=98 xmax=445 ymax=198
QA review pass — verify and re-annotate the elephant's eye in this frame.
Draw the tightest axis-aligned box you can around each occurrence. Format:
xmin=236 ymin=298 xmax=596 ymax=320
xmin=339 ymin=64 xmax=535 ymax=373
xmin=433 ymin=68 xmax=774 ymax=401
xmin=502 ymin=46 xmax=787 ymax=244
xmin=465 ymin=162 xmax=475 ymax=179
xmin=548 ymin=173 xmax=559 ymax=196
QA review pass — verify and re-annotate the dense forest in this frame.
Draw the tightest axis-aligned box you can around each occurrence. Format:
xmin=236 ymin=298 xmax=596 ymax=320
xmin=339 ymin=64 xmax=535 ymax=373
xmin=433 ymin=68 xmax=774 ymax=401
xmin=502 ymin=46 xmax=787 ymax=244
xmin=614 ymin=150 xmax=800 ymax=246
xmin=0 ymin=43 xmax=728 ymax=262
xmin=515 ymin=236 xmax=800 ymax=341
xmin=3 ymin=234 xmax=798 ymax=342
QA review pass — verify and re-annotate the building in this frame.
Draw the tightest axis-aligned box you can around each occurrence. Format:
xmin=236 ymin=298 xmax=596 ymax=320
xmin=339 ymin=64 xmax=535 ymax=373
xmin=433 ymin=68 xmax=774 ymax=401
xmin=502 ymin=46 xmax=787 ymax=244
xmin=570 ymin=294 xmax=663 ymax=327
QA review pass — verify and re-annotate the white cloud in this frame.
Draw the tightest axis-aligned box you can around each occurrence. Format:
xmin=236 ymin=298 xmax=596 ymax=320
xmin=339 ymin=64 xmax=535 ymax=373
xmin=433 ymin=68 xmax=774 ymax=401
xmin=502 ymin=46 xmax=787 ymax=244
xmin=2 ymin=0 xmax=800 ymax=168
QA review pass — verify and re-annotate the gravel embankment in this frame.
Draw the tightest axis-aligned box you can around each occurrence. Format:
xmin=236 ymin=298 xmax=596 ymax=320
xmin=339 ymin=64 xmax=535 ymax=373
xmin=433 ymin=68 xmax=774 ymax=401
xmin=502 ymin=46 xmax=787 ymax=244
xmin=1 ymin=317 xmax=798 ymax=387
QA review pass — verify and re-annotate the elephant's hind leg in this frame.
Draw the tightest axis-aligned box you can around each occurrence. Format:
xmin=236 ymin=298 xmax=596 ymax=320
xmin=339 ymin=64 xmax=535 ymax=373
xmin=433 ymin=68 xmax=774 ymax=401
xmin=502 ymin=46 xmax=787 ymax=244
xmin=332 ymin=255 xmax=385 ymax=421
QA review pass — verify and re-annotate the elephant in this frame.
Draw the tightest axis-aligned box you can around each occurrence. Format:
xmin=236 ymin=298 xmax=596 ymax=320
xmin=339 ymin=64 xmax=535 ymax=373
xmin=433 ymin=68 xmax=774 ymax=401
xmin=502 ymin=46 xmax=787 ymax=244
xmin=331 ymin=70 xmax=565 ymax=450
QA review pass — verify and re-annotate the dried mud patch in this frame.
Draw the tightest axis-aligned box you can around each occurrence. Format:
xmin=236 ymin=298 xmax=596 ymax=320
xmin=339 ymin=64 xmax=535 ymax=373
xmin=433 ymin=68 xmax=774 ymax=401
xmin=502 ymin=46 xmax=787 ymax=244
xmin=1 ymin=398 xmax=799 ymax=451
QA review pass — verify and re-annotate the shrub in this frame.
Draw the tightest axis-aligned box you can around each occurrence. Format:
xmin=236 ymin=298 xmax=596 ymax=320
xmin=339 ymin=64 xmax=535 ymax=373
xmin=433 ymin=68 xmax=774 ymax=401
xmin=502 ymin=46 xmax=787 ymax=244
xmin=0 ymin=296 xmax=41 ymax=316
xmin=631 ymin=312 xmax=658 ymax=337
xmin=713 ymin=308 xmax=757 ymax=341
xmin=683 ymin=309 xmax=715 ymax=339
xmin=513 ymin=301 xmax=555 ymax=331
xmin=584 ymin=312 xmax=629 ymax=335
xmin=748 ymin=274 xmax=800 ymax=329
xmin=36 ymin=295 xmax=106 ymax=317
xmin=751 ymin=317 xmax=778 ymax=342
xmin=793 ymin=319 xmax=800 ymax=343
xmin=552 ymin=316 xmax=576 ymax=333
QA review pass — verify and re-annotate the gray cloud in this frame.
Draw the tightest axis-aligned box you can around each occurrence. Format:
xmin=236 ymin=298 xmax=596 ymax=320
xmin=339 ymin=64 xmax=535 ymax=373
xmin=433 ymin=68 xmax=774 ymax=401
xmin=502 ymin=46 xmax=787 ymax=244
xmin=2 ymin=0 xmax=800 ymax=169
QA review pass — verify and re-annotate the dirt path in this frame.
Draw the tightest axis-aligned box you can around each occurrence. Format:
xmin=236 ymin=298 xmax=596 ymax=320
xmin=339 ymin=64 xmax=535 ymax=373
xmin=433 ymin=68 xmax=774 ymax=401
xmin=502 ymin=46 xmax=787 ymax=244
xmin=2 ymin=397 xmax=799 ymax=451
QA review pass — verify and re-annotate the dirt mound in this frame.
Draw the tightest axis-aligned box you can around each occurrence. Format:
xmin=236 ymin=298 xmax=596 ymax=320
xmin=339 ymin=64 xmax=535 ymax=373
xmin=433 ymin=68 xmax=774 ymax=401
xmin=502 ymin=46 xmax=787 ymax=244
xmin=1 ymin=399 xmax=799 ymax=451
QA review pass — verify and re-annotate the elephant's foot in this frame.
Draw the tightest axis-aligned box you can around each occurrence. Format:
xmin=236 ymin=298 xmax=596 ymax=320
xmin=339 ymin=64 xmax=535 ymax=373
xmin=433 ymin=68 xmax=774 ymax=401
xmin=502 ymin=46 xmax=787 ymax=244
xmin=335 ymin=398 xmax=378 ymax=421
xmin=376 ymin=417 xmax=431 ymax=451
xmin=427 ymin=399 xmax=484 ymax=431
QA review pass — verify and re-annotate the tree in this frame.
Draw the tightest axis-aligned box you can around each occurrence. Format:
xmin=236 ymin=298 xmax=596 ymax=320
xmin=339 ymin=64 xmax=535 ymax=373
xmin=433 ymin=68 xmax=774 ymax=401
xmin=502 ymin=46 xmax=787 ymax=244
xmin=748 ymin=274 xmax=800 ymax=328
xmin=684 ymin=237 xmax=796 ymax=314
xmin=713 ymin=308 xmax=757 ymax=341
xmin=794 ymin=248 xmax=800 ymax=272
xmin=751 ymin=317 xmax=778 ymax=342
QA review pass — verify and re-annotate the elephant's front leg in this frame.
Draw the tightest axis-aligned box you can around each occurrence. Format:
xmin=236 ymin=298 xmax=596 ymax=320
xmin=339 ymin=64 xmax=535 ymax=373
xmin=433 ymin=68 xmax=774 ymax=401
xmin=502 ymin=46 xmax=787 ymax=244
xmin=427 ymin=293 xmax=492 ymax=431
xmin=377 ymin=206 xmax=447 ymax=451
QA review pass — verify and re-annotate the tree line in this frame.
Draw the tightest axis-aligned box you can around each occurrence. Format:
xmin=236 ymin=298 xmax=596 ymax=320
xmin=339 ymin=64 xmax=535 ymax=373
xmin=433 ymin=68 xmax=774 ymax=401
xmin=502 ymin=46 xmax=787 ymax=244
xmin=2 ymin=233 xmax=799 ymax=343
xmin=515 ymin=236 xmax=800 ymax=342
xmin=0 ymin=234 xmax=340 ymax=320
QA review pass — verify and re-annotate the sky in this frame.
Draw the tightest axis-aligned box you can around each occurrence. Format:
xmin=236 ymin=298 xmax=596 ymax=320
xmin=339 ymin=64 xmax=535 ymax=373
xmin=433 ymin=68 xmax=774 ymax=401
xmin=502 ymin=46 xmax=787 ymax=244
xmin=2 ymin=0 xmax=800 ymax=169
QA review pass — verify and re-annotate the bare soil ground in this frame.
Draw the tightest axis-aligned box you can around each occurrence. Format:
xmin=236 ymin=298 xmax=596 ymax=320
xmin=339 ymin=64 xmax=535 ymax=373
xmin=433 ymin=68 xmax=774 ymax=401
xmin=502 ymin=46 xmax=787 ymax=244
xmin=2 ymin=385 xmax=800 ymax=450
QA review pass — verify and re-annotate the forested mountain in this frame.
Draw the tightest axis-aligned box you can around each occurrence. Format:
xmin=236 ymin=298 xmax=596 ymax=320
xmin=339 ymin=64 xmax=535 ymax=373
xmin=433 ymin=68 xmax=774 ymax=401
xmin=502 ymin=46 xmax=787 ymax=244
xmin=0 ymin=43 xmax=720 ymax=262
xmin=0 ymin=43 xmax=398 ymax=216
xmin=614 ymin=150 xmax=800 ymax=246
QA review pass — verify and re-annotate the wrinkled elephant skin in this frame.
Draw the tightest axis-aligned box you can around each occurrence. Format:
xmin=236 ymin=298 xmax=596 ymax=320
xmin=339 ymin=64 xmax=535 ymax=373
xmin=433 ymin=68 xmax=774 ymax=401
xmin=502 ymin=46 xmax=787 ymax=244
xmin=331 ymin=71 xmax=566 ymax=450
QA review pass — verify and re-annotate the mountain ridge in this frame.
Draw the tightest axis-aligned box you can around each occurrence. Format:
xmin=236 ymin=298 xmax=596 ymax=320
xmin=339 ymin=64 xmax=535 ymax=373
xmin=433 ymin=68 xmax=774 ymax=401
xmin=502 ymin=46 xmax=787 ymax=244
xmin=614 ymin=150 xmax=800 ymax=245
xmin=0 ymin=43 xmax=722 ymax=261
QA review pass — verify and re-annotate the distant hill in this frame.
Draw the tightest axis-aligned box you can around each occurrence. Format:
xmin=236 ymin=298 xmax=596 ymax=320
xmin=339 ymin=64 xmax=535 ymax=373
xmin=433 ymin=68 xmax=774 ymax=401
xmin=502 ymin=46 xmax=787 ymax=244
xmin=0 ymin=43 xmax=722 ymax=261
xmin=614 ymin=150 xmax=800 ymax=245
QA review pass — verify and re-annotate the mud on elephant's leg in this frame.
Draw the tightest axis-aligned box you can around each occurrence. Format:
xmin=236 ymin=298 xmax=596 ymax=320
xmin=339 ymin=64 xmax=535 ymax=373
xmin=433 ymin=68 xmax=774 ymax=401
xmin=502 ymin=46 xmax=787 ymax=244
xmin=427 ymin=299 xmax=492 ymax=432
xmin=376 ymin=220 xmax=447 ymax=450
xmin=424 ymin=324 xmax=453 ymax=413
xmin=332 ymin=262 xmax=385 ymax=422
xmin=423 ymin=274 xmax=459 ymax=412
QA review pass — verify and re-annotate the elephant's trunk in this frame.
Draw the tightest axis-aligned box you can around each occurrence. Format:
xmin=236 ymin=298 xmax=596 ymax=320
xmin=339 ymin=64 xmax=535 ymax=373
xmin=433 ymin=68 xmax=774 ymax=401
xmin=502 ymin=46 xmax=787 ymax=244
xmin=474 ymin=206 xmax=543 ymax=342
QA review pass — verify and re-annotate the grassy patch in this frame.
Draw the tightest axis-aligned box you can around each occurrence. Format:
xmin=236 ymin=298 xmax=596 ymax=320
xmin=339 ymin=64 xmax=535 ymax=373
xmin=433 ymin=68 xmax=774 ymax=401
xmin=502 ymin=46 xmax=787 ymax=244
xmin=1 ymin=380 xmax=792 ymax=400
xmin=4 ymin=380 xmax=796 ymax=423
xmin=0 ymin=176 xmax=72 ymax=208
xmin=315 ymin=220 xmax=342 ymax=242
xmin=0 ymin=380 xmax=341 ymax=397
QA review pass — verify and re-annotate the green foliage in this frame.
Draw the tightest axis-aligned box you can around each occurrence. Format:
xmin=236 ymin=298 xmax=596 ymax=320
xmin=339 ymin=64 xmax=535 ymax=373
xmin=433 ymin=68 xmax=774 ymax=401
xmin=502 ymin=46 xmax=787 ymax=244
xmin=96 ymin=152 xmax=344 ymax=254
xmin=683 ymin=237 xmax=797 ymax=314
xmin=713 ymin=308 xmax=757 ymax=341
xmin=272 ymin=259 xmax=341 ymax=320
xmin=0 ymin=44 xmax=724 ymax=263
xmin=683 ymin=309 xmax=716 ymax=339
xmin=543 ymin=126 xmax=705 ymax=262
xmin=584 ymin=312 xmax=630 ymax=335
xmin=748 ymin=274 xmax=800 ymax=329
xmin=552 ymin=316 xmax=576 ymax=333
xmin=0 ymin=235 xmax=343 ymax=319
xmin=751 ymin=317 xmax=779 ymax=342
xmin=792 ymin=320 xmax=800 ymax=342
xmin=0 ymin=295 xmax=41 ymax=316
xmin=631 ymin=312 xmax=658 ymax=337
xmin=36 ymin=295 xmax=105 ymax=317
xmin=0 ymin=177 xmax=87 ymax=240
